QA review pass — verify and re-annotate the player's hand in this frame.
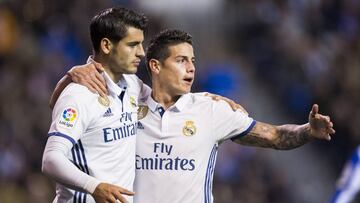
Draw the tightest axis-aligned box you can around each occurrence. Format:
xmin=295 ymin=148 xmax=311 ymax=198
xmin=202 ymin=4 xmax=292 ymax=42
xmin=67 ymin=61 xmax=108 ymax=97
xmin=92 ymin=183 xmax=134 ymax=203
xmin=205 ymin=92 xmax=248 ymax=114
xmin=308 ymin=104 xmax=335 ymax=141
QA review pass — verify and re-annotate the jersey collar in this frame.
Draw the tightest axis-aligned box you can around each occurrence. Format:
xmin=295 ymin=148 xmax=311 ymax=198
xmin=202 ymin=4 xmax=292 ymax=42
xmin=102 ymin=72 xmax=126 ymax=97
xmin=174 ymin=93 xmax=192 ymax=111
xmin=146 ymin=93 xmax=192 ymax=113
xmin=86 ymin=56 xmax=127 ymax=96
xmin=146 ymin=93 xmax=160 ymax=113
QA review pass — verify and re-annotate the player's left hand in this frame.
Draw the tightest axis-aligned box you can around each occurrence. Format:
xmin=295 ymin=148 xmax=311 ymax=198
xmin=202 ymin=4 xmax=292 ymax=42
xmin=205 ymin=92 xmax=248 ymax=114
xmin=308 ymin=104 xmax=336 ymax=141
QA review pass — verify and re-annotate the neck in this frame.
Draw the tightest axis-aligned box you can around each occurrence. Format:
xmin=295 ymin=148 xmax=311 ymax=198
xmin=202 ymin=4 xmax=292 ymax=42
xmin=151 ymin=81 xmax=180 ymax=110
xmin=93 ymin=54 xmax=122 ymax=82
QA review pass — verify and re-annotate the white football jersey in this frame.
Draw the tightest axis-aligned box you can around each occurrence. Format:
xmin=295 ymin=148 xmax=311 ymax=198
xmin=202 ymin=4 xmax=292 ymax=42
xmin=331 ymin=146 xmax=360 ymax=203
xmin=134 ymin=93 xmax=256 ymax=203
xmin=48 ymin=72 xmax=146 ymax=203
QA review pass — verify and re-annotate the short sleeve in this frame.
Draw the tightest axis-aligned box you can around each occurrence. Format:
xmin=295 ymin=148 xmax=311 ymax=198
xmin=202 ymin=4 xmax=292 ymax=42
xmin=48 ymin=85 xmax=92 ymax=145
xmin=211 ymin=100 xmax=256 ymax=142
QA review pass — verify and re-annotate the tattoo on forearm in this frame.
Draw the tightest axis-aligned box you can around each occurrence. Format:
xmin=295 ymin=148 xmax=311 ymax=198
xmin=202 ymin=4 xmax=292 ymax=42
xmin=234 ymin=122 xmax=312 ymax=150
xmin=274 ymin=124 xmax=312 ymax=150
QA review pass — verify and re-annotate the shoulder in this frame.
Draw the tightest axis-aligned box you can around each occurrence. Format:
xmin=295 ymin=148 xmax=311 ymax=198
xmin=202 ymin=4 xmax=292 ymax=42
xmin=53 ymin=83 xmax=102 ymax=122
xmin=190 ymin=93 xmax=248 ymax=116
xmin=185 ymin=93 xmax=216 ymax=109
xmin=189 ymin=93 xmax=220 ymax=106
xmin=123 ymin=74 xmax=144 ymax=96
xmin=58 ymin=83 xmax=98 ymax=105
xmin=123 ymin=74 xmax=143 ymax=87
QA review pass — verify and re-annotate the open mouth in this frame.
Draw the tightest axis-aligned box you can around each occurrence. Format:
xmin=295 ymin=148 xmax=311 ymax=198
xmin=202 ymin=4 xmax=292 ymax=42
xmin=183 ymin=78 xmax=193 ymax=83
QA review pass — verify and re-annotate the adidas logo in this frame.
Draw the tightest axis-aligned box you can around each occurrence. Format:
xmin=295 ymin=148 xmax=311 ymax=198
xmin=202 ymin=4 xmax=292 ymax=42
xmin=103 ymin=108 xmax=114 ymax=117
xmin=137 ymin=121 xmax=144 ymax=129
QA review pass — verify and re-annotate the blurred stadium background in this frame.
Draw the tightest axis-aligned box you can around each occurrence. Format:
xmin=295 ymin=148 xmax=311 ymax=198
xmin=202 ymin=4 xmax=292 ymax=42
xmin=0 ymin=0 xmax=359 ymax=202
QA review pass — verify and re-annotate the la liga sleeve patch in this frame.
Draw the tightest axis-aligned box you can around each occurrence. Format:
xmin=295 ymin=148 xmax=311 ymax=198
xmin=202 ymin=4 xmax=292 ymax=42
xmin=58 ymin=107 xmax=79 ymax=129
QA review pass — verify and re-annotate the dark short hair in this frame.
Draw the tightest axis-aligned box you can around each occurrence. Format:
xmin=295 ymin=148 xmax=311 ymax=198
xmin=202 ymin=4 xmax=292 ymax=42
xmin=90 ymin=7 xmax=148 ymax=53
xmin=146 ymin=29 xmax=193 ymax=72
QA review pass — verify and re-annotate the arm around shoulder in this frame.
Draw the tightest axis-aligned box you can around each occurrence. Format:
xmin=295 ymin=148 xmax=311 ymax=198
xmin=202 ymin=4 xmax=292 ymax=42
xmin=49 ymin=62 xmax=108 ymax=109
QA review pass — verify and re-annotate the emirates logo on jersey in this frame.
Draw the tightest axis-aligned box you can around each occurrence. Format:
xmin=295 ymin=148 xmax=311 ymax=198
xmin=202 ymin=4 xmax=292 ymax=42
xmin=182 ymin=120 xmax=196 ymax=136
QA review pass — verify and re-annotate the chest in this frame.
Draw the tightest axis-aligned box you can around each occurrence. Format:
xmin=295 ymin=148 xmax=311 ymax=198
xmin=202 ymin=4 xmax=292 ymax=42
xmin=83 ymin=92 xmax=139 ymax=144
xmin=137 ymin=110 xmax=214 ymax=157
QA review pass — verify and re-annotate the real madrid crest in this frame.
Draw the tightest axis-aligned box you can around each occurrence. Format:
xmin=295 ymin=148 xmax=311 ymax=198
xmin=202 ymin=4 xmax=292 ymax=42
xmin=137 ymin=105 xmax=149 ymax=120
xmin=98 ymin=95 xmax=110 ymax=107
xmin=182 ymin=120 xmax=196 ymax=136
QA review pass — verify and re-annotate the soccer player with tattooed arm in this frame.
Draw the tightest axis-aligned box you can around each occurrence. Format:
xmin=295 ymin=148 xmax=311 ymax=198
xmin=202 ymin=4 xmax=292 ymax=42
xmin=49 ymin=29 xmax=335 ymax=203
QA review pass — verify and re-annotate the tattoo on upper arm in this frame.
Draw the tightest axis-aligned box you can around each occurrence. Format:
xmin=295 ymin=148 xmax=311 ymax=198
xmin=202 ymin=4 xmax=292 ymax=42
xmin=234 ymin=122 xmax=312 ymax=150
xmin=234 ymin=122 xmax=277 ymax=148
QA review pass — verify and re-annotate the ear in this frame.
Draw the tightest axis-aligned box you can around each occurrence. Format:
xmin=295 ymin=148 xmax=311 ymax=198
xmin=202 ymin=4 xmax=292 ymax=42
xmin=100 ymin=38 xmax=113 ymax=54
xmin=148 ymin=59 xmax=161 ymax=75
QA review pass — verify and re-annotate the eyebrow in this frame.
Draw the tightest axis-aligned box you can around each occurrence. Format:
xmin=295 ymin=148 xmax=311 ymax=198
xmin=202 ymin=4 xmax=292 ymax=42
xmin=175 ymin=55 xmax=196 ymax=60
xmin=127 ymin=41 xmax=142 ymax=46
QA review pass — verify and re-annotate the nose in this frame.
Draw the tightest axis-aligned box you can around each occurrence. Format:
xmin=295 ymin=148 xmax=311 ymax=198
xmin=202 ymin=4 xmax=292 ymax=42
xmin=136 ymin=44 xmax=145 ymax=58
xmin=187 ymin=61 xmax=195 ymax=73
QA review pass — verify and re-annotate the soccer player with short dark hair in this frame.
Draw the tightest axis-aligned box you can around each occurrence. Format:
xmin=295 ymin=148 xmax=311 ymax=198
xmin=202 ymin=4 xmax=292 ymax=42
xmin=42 ymin=7 xmax=150 ymax=203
